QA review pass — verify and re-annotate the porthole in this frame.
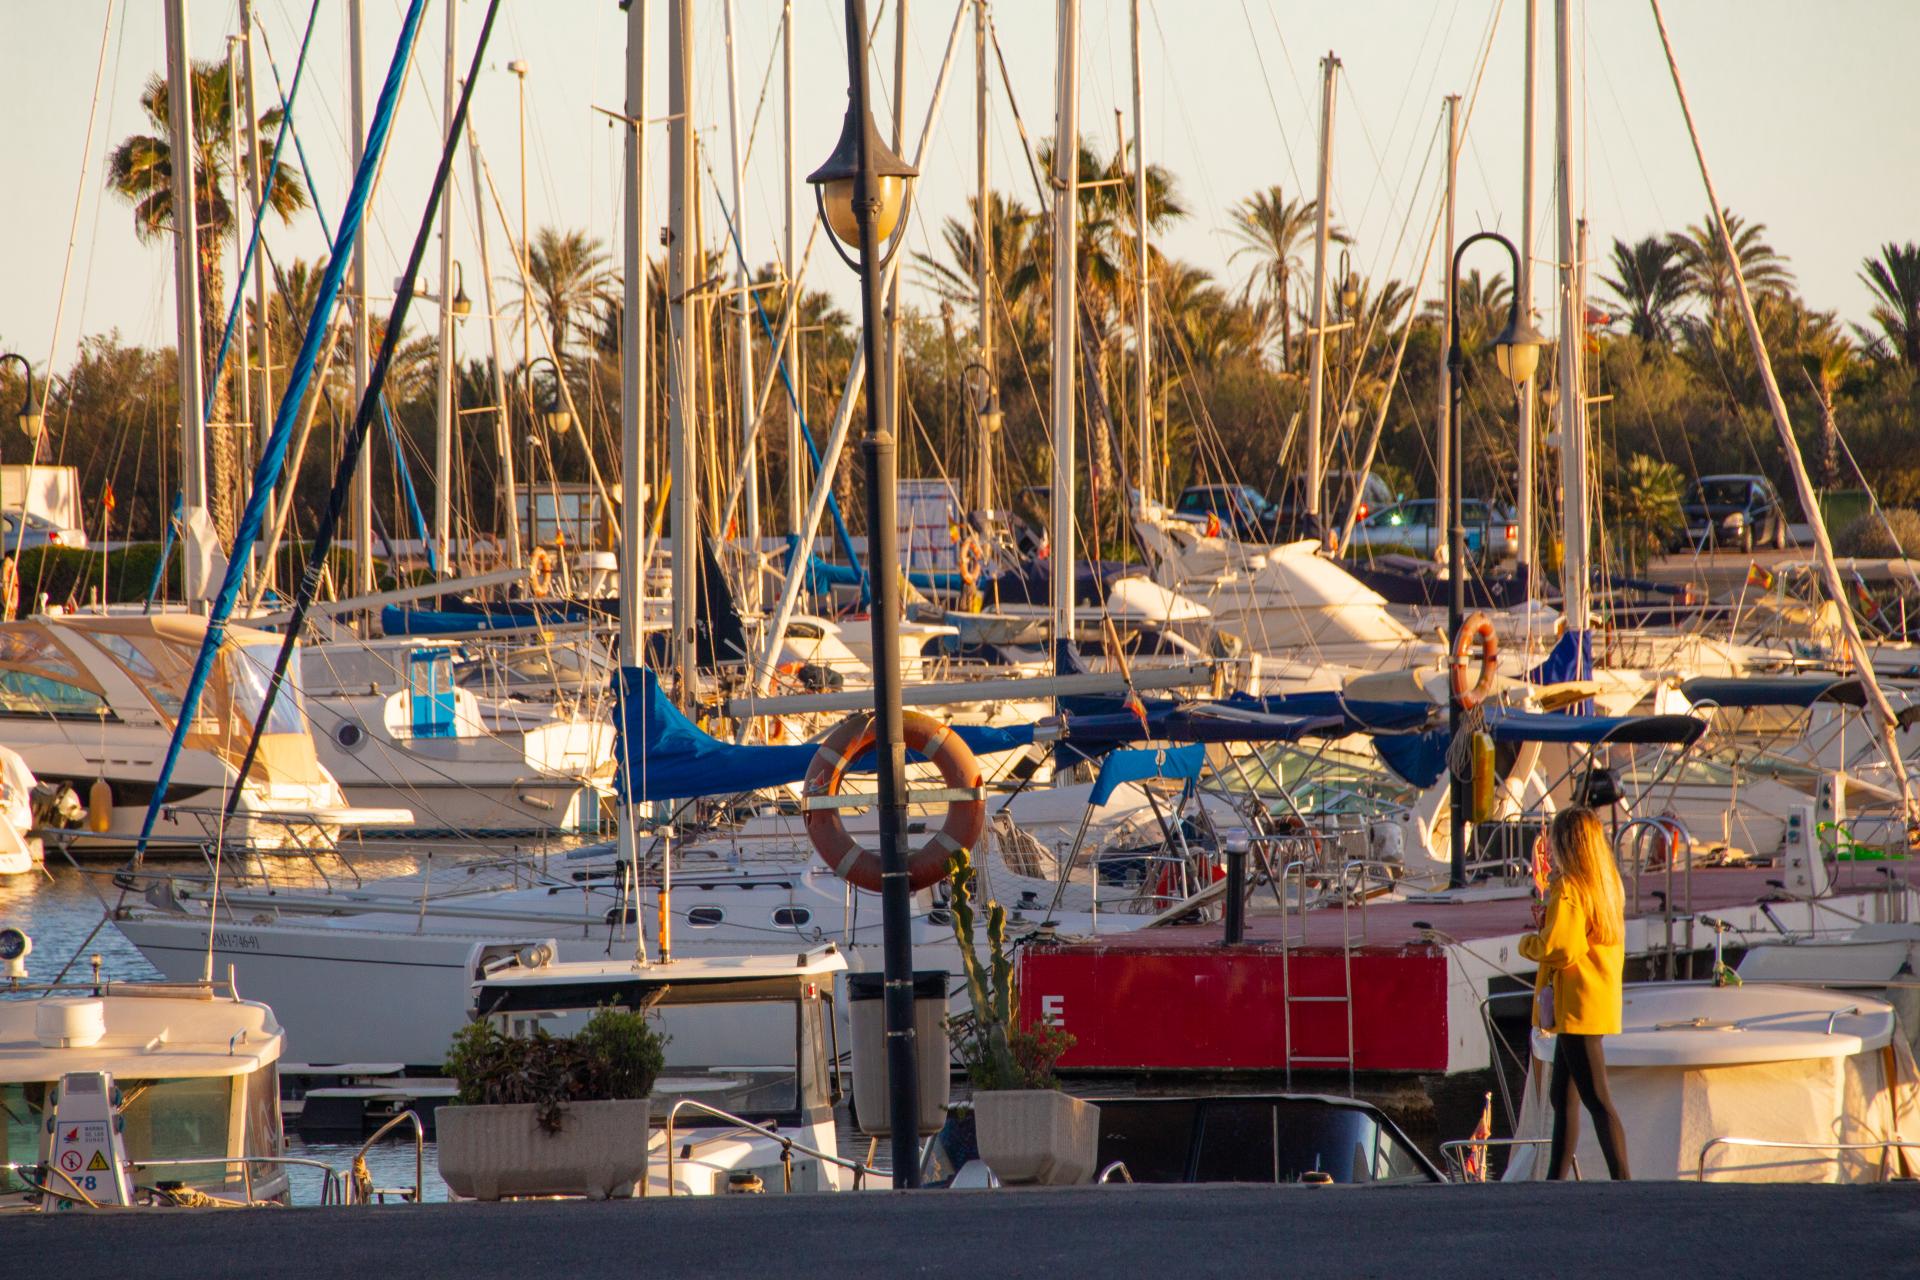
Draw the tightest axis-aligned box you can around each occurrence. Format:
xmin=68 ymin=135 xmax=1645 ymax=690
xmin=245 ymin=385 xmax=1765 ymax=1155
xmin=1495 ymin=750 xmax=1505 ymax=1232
xmin=687 ymin=906 xmax=724 ymax=927
xmin=772 ymin=906 xmax=812 ymax=928
xmin=335 ymin=720 xmax=366 ymax=751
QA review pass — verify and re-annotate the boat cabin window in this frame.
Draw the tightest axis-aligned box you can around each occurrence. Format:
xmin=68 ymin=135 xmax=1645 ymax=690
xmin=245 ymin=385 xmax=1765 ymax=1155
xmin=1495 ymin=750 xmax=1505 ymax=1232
xmin=0 ymin=1082 xmax=51 ymax=1192
xmin=772 ymin=906 xmax=812 ymax=928
xmin=687 ymin=907 xmax=725 ymax=927
xmin=119 ymin=1076 xmax=236 ymax=1186
xmin=0 ymin=669 xmax=111 ymax=718
xmin=231 ymin=643 xmax=309 ymax=737
xmin=651 ymin=1000 xmax=808 ymax=1122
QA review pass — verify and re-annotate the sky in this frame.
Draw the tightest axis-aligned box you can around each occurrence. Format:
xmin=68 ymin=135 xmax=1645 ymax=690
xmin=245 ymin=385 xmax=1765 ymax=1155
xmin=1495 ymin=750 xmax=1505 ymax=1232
xmin=1 ymin=0 xmax=1916 ymax=378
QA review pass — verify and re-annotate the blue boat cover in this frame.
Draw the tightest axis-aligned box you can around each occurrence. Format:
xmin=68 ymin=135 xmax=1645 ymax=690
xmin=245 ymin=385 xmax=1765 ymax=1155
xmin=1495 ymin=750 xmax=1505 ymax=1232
xmin=1090 ymin=744 xmax=1207 ymax=806
xmin=612 ymin=667 xmax=1035 ymax=802
xmin=1483 ymin=708 xmax=1706 ymax=746
xmin=1528 ymin=627 xmax=1593 ymax=684
xmin=1679 ymin=675 xmax=1866 ymax=709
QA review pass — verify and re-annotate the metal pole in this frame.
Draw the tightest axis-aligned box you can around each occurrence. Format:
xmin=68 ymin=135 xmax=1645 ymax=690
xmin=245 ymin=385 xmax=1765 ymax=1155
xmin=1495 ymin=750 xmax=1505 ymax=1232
xmin=886 ymin=0 xmax=909 ymax=439
xmin=1050 ymin=0 xmax=1080 ymax=673
xmin=1553 ymin=0 xmax=1587 ymax=630
xmin=837 ymin=0 xmax=922 ymax=1188
xmin=1304 ymin=52 xmax=1339 ymax=527
xmin=619 ymin=0 xmax=650 ymax=960
xmin=225 ymin=42 xmax=250 ymax=500
xmin=349 ymin=0 xmax=374 ymax=600
xmin=240 ymin=0 xmax=274 ymax=594
xmin=784 ymin=0 xmax=803 ymax=536
xmin=724 ymin=0 xmax=758 ymax=604
xmin=1128 ymin=0 xmax=1149 ymax=507
xmin=434 ymin=0 xmax=458 ymax=583
xmin=977 ymin=0 xmax=994 ymax=517
xmin=1516 ymin=0 xmax=1538 ymax=584
xmin=163 ymin=0 xmax=209 ymax=603
xmin=510 ymin=57 xmax=531 ymax=556
xmin=668 ymin=0 xmax=700 ymax=701
xmin=468 ymin=132 xmax=522 ymax=570
xmin=1435 ymin=93 xmax=1458 ymax=570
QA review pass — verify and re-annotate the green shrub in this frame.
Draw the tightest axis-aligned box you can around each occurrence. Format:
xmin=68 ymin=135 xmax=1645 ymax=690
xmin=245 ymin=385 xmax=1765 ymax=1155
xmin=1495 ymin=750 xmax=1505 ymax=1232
xmin=446 ymin=1008 xmax=666 ymax=1134
xmin=1834 ymin=509 xmax=1920 ymax=559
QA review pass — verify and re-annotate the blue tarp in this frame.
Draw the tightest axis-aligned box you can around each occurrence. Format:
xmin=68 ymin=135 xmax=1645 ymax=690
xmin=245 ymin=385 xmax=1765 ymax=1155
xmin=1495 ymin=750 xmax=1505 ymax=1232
xmin=1528 ymin=628 xmax=1593 ymax=685
xmin=1090 ymin=744 xmax=1206 ymax=806
xmin=1483 ymin=708 xmax=1706 ymax=746
xmin=1679 ymin=675 xmax=1865 ymax=710
xmin=612 ymin=667 xmax=1035 ymax=802
xmin=782 ymin=535 xmax=864 ymax=597
xmin=382 ymin=601 xmax=597 ymax=636
xmin=1056 ymin=704 xmax=1347 ymax=750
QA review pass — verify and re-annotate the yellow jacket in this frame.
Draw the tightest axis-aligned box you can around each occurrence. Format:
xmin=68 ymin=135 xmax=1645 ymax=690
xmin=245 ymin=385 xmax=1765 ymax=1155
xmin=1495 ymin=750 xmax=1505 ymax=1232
xmin=1519 ymin=884 xmax=1624 ymax=1035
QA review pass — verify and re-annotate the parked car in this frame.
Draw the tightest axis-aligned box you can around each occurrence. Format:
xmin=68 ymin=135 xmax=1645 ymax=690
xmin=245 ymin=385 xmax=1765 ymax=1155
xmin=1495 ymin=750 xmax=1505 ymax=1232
xmin=1272 ymin=470 xmax=1394 ymax=539
xmin=1680 ymin=474 xmax=1786 ymax=552
xmin=1173 ymin=484 xmax=1280 ymax=541
xmin=0 ymin=510 xmax=84 ymax=551
xmin=1349 ymin=499 xmax=1519 ymax=561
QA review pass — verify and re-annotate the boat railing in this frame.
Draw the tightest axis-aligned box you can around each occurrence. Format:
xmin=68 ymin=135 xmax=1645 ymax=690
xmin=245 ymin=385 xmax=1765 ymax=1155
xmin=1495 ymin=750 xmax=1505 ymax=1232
xmin=661 ymin=1098 xmax=886 ymax=1195
xmin=1615 ymin=815 xmax=1695 ymax=979
xmin=1438 ymin=1136 xmax=1579 ymax=1182
xmin=350 ymin=1108 xmax=426 ymax=1203
xmin=1096 ymin=1160 xmax=1134 ymax=1184
xmin=1697 ymin=1136 xmax=1920 ymax=1183
xmin=121 ymin=1154 xmax=349 ymax=1205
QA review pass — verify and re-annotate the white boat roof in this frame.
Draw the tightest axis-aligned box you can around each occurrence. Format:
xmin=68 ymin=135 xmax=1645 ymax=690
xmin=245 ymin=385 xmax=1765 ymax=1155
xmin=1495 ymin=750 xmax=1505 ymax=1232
xmin=482 ymin=948 xmax=848 ymax=991
xmin=1530 ymin=982 xmax=1896 ymax=1068
xmin=0 ymin=987 xmax=283 ymax=1082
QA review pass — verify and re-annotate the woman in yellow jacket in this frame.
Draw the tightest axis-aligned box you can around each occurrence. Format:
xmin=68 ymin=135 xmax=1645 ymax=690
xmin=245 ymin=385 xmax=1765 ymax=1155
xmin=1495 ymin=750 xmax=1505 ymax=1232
xmin=1521 ymin=807 xmax=1630 ymax=1180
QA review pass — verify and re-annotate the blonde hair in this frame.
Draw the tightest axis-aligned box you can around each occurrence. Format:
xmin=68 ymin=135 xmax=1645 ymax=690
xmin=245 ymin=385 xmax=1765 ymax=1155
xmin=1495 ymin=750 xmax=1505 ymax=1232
xmin=1548 ymin=807 xmax=1624 ymax=946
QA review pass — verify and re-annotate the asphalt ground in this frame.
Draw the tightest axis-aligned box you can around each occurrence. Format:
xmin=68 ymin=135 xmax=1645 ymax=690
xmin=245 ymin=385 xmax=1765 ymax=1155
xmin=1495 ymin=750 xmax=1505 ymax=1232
xmin=7 ymin=1181 xmax=1919 ymax=1279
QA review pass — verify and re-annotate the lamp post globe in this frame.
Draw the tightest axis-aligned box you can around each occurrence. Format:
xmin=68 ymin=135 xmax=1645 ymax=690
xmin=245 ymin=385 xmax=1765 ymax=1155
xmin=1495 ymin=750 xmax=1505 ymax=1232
xmin=1493 ymin=310 xmax=1547 ymax=388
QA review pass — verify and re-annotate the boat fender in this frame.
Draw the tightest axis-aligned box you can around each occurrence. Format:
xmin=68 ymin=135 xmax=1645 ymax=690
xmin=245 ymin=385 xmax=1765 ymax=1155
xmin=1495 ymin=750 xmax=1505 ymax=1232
xmin=957 ymin=535 xmax=986 ymax=586
xmin=802 ymin=711 xmax=986 ymax=893
xmin=529 ymin=547 xmax=556 ymax=598
xmin=1469 ymin=731 xmax=1497 ymax=823
xmin=1449 ymin=611 xmax=1499 ymax=709
xmin=86 ymin=777 xmax=113 ymax=835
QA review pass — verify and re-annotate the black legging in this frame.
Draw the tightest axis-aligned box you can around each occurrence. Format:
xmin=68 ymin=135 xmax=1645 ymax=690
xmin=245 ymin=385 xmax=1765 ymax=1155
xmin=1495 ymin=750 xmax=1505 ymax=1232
xmin=1547 ymin=1033 xmax=1630 ymax=1181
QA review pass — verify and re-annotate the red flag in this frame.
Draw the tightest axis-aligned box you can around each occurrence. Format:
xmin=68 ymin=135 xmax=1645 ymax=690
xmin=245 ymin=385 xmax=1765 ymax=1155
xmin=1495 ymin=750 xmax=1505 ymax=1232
xmin=1462 ymin=1091 xmax=1494 ymax=1182
xmin=102 ymin=482 xmax=117 ymax=514
xmin=1123 ymin=690 xmax=1150 ymax=735
xmin=1204 ymin=511 xmax=1222 ymax=538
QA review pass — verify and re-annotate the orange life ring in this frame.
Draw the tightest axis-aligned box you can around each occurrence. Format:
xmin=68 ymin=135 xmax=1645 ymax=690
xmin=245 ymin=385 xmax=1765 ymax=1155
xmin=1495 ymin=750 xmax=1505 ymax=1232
xmin=802 ymin=710 xmax=985 ymax=893
xmin=957 ymin=535 xmax=985 ymax=586
xmin=0 ymin=556 xmax=16 ymax=620
xmin=529 ymin=547 xmax=556 ymax=598
xmin=1449 ymin=610 xmax=1499 ymax=709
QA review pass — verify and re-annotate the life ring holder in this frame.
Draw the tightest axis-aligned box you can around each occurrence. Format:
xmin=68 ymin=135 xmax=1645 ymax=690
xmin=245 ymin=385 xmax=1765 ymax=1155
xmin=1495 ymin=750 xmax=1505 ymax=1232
xmin=802 ymin=711 xmax=986 ymax=893
xmin=957 ymin=535 xmax=986 ymax=586
xmin=1449 ymin=610 xmax=1499 ymax=709
xmin=529 ymin=547 xmax=556 ymax=598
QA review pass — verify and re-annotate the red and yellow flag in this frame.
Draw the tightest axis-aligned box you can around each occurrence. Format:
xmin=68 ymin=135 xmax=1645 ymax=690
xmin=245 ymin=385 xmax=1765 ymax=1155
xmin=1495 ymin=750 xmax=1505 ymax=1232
xmin=1746 ymin=561 xmax=1774 ymax=591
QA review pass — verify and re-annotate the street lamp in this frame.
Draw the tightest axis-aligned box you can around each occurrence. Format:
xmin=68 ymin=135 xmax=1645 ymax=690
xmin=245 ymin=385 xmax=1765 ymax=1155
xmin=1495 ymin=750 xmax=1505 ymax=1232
xmin=525 ymin=356 xmax=571 ymax=435
xmin=0 ymin=355 xmax=43 ymax=439
xmin=449 ymin=261 xmax=472 ymax=319
xmin=1445 ymin=230 xmax=1544 ymax=890
xmin=808 ymin=0 xmax=923 ymax=1189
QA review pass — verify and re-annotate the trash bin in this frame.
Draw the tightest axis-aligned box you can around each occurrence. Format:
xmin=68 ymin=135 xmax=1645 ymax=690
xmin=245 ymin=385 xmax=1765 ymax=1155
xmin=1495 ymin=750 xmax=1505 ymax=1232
xmin=846 ymin=970 xmax=950 ymax=1137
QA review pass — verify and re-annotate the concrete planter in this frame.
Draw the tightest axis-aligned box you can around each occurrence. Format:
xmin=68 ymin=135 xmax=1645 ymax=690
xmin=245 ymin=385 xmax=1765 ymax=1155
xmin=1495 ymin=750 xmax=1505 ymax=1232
xmin=437 ymin=1098 xmax=651 ymax=1200
xmin=973 ymin=1090 xmax=1099 ymax=1186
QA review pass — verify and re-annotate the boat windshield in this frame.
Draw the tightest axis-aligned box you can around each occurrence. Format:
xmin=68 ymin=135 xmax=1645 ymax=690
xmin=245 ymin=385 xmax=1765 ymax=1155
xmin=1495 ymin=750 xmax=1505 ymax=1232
xmin=1 ymin=1076 xmax=238 ymax=1193
xmin=650 ymin=1000 xmax=803 ymax=1122
xmin=230 ymin=643 xmax=310 ymax=737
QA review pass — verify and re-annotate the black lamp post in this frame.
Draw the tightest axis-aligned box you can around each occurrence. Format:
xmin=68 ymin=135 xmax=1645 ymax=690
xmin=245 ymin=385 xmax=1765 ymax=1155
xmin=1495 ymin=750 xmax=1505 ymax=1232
xmin=1446 ymin=231 xmax=1545 ymax=889
xmin=0 ymin=355 xmax=44 ymax=440
xmin=519 ymin=356 xmax=570 ymax=553
xmin=808 ymin=0 xmax=922 ymax=1187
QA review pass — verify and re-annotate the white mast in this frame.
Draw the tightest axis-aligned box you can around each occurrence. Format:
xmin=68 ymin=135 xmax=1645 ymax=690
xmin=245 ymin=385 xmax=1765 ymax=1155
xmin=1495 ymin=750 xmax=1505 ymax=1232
xmin=1050 ymin=0 xmax=1080 ymax=661
xmin=1304 ymin=53 xmax=1339 ymax=526
xmin=1553 ymin=0 xmax=1589 ymax=634
xmin=667 ymin=0 xmax=699 ymax=699
xmin=723 ymin=0 xmax=757 ymax=603
xmin=1435 ymin=93 xmax=1458 ymax=568
xmin=349 ymin=0 xmax=374 ymax=601
xmin=163 ymin=0 xmax=209 ymax=604
xmin=433 ymin=0 xmax=458 ymax=582
xmin=619 ymin=0 xmax=651 ymax=954
xmin=977 ymin=0 xmax=995 ymax=516
xmin=783 ymin=0 xmax=803 ymax=535
xmin=1128 ymin=0 xmax=1149 ymax=505
xmin=469 ymin=134 xmax=521 ymax=571
xmin=240 ymin=0 xmax=274 ymax=593
xmin=225 ymin=42 xmax=250 ymax=490
xmin=887 ymin=0 xmax=910 ymax=442
xmin=1516 ymin=0 xmax=1538 ymax=584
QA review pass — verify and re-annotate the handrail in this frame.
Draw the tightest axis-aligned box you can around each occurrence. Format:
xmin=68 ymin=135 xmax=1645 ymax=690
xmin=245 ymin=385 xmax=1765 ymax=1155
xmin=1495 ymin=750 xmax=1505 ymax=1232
xmin=128 ymin=1154 xmax=346 ymax=1205
xmin=352 ymin=1108 xmax=426 ymax=1203
xmin=662 ymin=1097 xmax=884 ymax=1196
xmin=1096 ymin=1160 xmax=1134 ymax=1184
xmin=1697 ymin=1136 xmax=1920 ymax=1182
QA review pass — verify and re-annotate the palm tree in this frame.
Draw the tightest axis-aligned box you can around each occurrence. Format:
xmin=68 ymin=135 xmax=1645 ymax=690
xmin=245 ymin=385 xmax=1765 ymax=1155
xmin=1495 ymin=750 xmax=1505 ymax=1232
xmin=1227 ymin=185 xmax=1347 ymax=371
xmin=1858 ymin=242 xmax=1920 ymax=371
xmin=517 ymin=227 xmax=620 ymax=359
xmin=107 ymin=60 xmax=307 ymax=542
xmin=1599 ymin=235 xmax=1688 ymax=345
xmin=1608 ymin=453 xmax=1685 ymax=571
xmin=1675 ymin=208 xmax=1795 ymax=329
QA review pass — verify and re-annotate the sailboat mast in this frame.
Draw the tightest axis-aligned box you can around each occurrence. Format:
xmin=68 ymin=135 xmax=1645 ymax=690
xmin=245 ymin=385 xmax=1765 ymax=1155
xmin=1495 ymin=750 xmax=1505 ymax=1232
xmin=240 ymin=0 xmax=274 ymax=593
xmin=434 ymin=0 xmax=458 ymax=582
xmin=163 ymin=0 xmax=209 ymax=604
xmin=1435 ymin=93 xmax=1458 ymax=569
xmin=723 ymin=0 xmax=757 ymax=601
xmin=1128 ymin=0 xmax=1149 ymax=506
xmin=1553 ymin=0 xmax=1589 ymax=635
xmin=349 ymin=0 xmax=375 ymax=601
xmin=618 ymin=0 xmax=651 ymax=960
xmin=784 ymin=0 xmax=803 ymax=535
xmin=667 ymin=0 xmax=699 ymax=700
xmin=1050 ymin=0 xmax=1080 ymax=661
xmin=1304 ymin=53 xmax=1339 ymax=526
xmin=1516 ymin=0 xmax=1538 ymax=584
xmin=977 ymin=0 xmax=994 ymax=517
xmin=468 ymin=134 xmax=521 ymax=571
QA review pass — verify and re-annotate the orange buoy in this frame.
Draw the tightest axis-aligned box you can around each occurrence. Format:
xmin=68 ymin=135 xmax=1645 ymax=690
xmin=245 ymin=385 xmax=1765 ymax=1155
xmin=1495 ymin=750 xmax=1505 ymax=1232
xmin=802 ymin=711 xmax=985 ymax=893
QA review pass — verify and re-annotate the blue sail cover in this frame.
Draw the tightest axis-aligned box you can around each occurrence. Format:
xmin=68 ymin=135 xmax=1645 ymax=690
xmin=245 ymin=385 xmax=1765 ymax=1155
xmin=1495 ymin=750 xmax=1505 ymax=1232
xmin=1528 ymin=628 xmax=1593 ymax=684
xmin=1483 ymin=708 xmax=1706 ymax=746
xmin=1090 ymin=744 xmax=1206 ymax=806
xmin=612 ymin=667 xmax=1035 ymax=802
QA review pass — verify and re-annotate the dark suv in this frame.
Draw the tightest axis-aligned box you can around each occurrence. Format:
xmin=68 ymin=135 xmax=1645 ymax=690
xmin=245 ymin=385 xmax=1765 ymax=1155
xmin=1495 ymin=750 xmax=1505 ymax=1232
xmin=1681 ymin=474 xmax=1787 ymax=552
xmin=1173 ymin=484 xmax=1279 ymax=541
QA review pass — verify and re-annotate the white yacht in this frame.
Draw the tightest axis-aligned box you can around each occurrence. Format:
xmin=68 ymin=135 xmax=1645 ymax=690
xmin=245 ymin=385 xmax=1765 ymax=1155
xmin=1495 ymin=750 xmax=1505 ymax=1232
xmin=0 ymin=746 xmax=40 ymax=875
xmin=0 ymin=614 xmax=407 ymax=856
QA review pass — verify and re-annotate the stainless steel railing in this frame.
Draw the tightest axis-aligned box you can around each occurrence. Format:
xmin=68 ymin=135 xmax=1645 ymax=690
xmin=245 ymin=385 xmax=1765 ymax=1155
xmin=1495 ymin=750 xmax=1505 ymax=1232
xmin=662 ymin=1098 xmax=885 ymax=1195
xmin=1697 ymin=1135 xmax=1920 ymax=1182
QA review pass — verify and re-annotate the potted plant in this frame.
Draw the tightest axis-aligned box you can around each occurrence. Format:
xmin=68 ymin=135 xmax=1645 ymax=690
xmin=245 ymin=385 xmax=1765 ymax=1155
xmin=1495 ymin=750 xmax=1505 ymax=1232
xmin=436 ymin=1007 xmax=666 ymax=1200
xmin=946 ymin=849 xmax=1095 ymax=1186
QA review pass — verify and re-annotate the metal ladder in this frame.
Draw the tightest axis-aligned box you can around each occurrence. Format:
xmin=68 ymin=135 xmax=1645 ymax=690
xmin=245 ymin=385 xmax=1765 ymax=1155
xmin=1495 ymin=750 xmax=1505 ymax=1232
xmin=1280 ymin=859 xmax=1367 ymax=1095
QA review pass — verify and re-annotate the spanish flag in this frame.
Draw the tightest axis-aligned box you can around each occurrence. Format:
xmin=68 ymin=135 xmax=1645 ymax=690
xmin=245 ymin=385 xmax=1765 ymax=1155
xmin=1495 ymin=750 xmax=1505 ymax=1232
xmin=1746 ymin=562 xmax=1774 ymax=591
xmin=1122 ymin=690 xmax=1151 ymax=735
xmin=1204 ymin=511 xmax=1222 ymax=538
xmin=1851 ymin=575 xmax=1881 ymax=617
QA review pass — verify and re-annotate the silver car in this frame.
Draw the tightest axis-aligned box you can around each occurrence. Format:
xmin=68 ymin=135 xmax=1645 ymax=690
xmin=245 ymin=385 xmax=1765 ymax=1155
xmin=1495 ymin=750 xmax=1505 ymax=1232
xmin=1349 ymin=499 xmax=1518 ymax=561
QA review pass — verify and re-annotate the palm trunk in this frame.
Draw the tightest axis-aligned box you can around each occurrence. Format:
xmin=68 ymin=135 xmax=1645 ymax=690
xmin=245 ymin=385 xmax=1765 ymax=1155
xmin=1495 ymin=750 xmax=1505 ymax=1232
xmin=1278 ymin=263 xmax=1292 ymax=372
xmin=198 ymin=228 xmax=238 ymax=545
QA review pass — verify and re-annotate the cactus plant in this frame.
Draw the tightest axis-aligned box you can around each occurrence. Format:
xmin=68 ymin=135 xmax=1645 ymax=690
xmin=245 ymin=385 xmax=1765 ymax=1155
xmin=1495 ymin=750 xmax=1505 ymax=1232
xmin=947 ymin=849 xmax=1074 ymax=1090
